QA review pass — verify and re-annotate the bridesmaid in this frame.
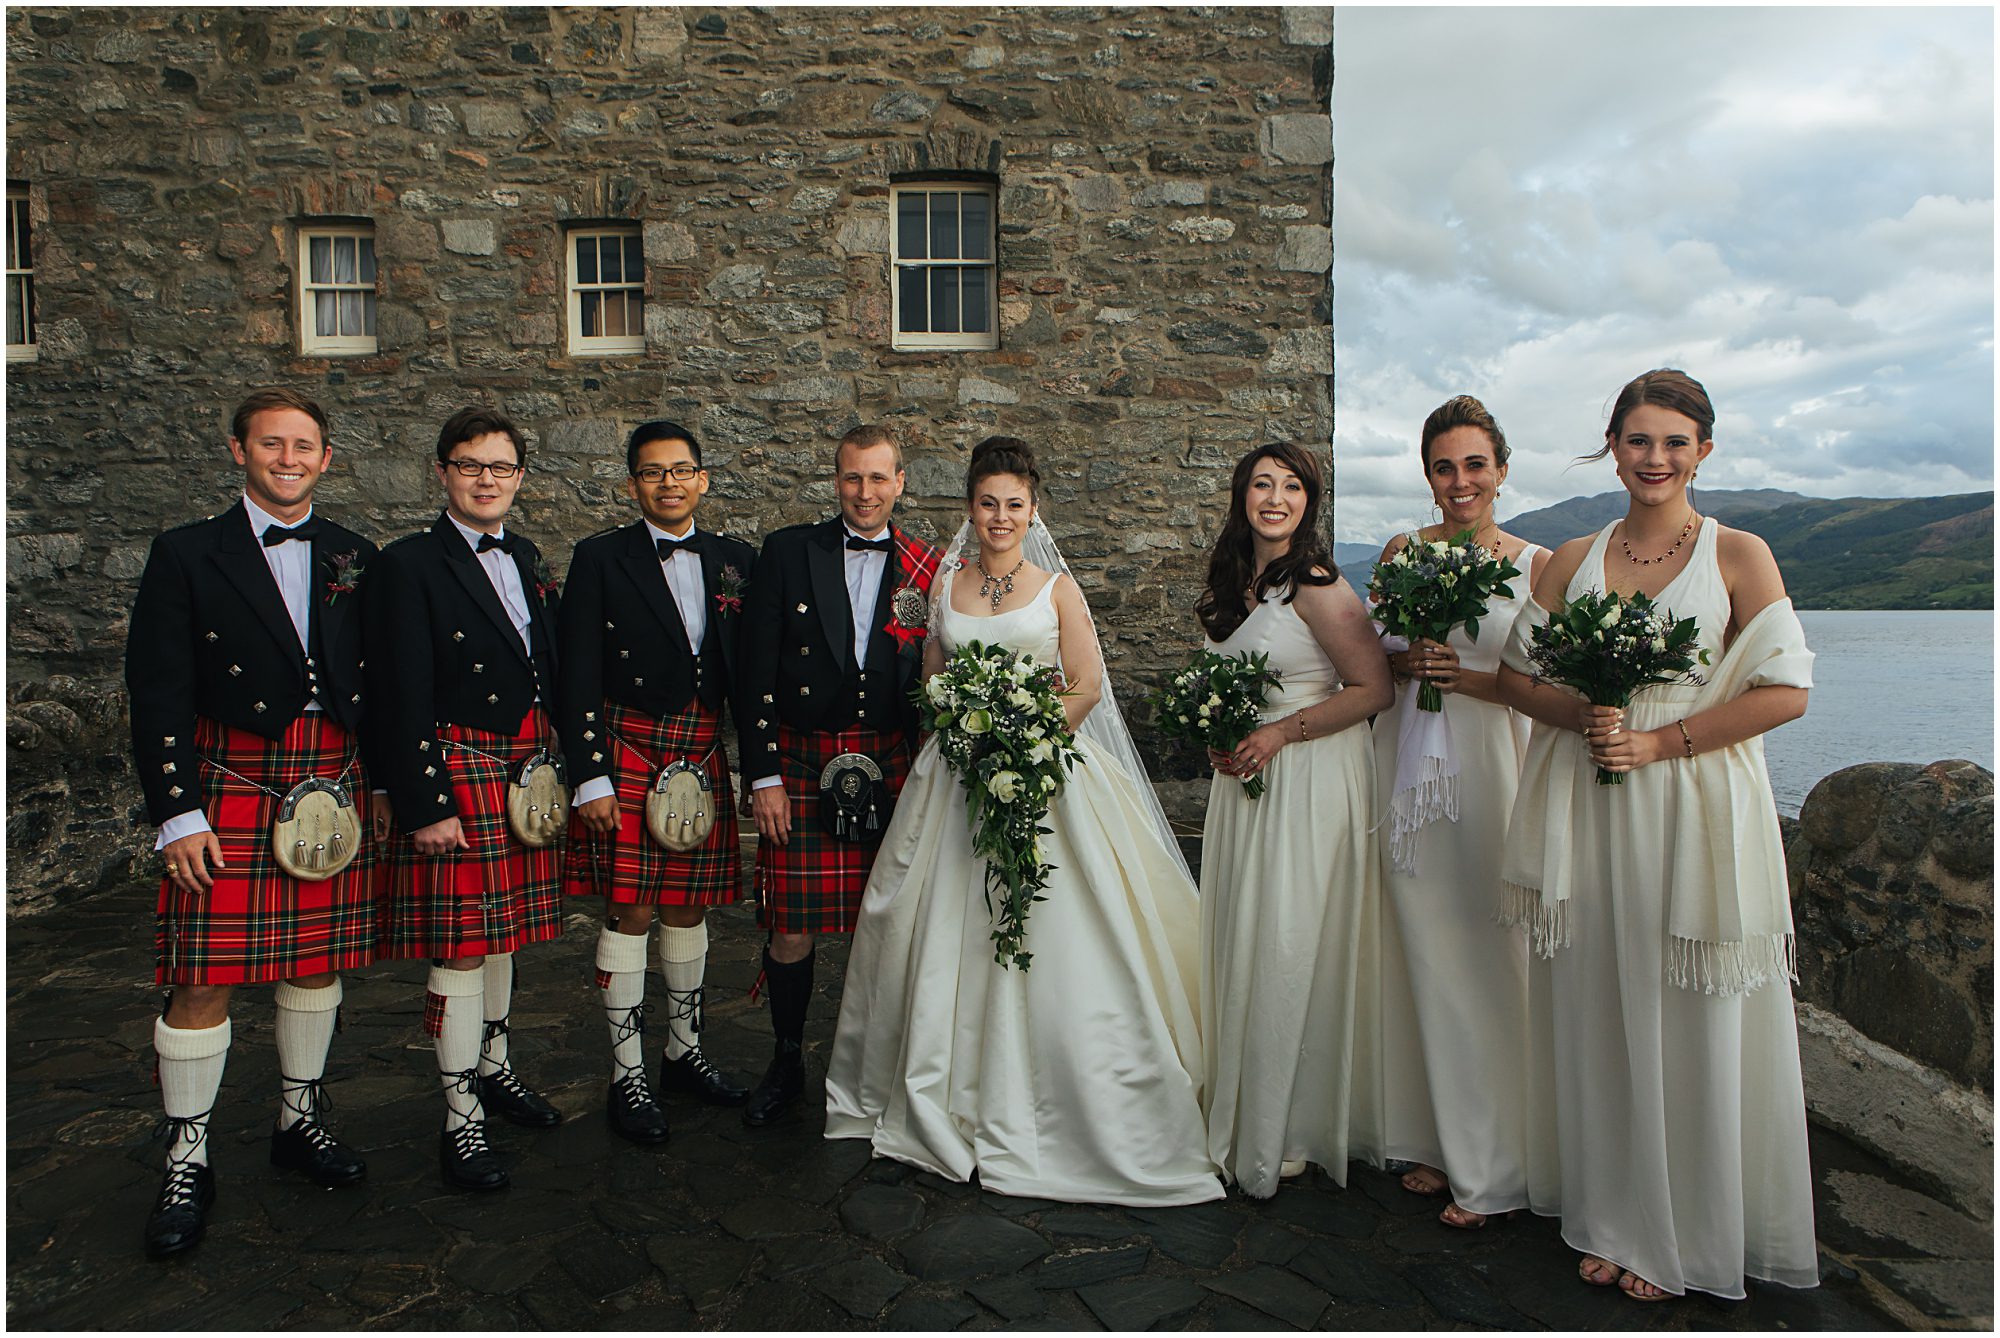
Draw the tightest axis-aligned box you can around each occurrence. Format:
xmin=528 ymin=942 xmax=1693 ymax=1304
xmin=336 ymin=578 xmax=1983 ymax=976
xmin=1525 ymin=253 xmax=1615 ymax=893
xmin=1497 ymin=370 xmax=1818 ymax=1301
xmin=1373 ymin=395 xmax=1560 ymax=1229
xmin=1194 ymin=442 xmax=1398 ymax=1197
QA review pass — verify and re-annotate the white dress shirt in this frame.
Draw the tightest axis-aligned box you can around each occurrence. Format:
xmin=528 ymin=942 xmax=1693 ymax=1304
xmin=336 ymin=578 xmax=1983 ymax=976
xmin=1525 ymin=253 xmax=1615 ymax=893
xmin=158 ymin=495 xmax=319 ymax=849
xmin=574 ymin=520 xmax=707 ymax=810
xmin=449 ymin=513 xmax=533 ymax=658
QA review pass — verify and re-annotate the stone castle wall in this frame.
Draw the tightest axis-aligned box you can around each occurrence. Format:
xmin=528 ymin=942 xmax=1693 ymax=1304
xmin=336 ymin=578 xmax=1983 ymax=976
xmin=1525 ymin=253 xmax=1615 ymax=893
xmin=5 ymin=6 xmax=1332 ymax=909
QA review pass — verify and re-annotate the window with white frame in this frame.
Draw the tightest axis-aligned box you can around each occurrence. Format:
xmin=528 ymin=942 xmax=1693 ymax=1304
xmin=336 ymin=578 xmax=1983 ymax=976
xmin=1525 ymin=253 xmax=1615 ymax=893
xmin=7 ymin=187 xmax=36 ymax=361
xmin=566 ymin=226 xmax=645 ymax=356
xmin=298 ymin=224 xmax=378 ymax=355
xmin=891 ymin=181 xmax=998 ymax=352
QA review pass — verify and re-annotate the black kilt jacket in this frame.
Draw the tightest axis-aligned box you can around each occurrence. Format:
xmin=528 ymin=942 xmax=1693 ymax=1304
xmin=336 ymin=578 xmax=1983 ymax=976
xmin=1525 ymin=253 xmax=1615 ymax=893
xmin=554 ymin=520 xmax=757 ymax=792
xmin=363 ymin=513 xmax=561 ymax=830
xmin=126 ymin=500 xmax=377 ymax=827
xmin=738 ymin=518 xmax=943 ymax=785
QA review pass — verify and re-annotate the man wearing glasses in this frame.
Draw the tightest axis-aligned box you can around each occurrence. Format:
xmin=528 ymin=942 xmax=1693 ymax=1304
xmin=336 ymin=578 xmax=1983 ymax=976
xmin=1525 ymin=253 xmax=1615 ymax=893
xmin=555 ymin=421 xmax=758 ymax=1146
xmin=365 ymin=406 xmax=566 ymax=1192
xmin=127 ymin=388 xmax=378 ymax=1257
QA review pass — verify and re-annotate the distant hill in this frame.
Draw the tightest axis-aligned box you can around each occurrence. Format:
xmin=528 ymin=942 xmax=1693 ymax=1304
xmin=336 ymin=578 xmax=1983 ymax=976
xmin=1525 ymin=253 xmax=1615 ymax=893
xmin=1332 ymin=490 xmax=1992 ymax=610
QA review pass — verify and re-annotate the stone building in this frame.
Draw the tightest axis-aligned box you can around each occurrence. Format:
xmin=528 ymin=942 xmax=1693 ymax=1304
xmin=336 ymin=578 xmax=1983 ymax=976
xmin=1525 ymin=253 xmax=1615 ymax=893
xmin=3 ymin=6 xmax=1334 ymax=909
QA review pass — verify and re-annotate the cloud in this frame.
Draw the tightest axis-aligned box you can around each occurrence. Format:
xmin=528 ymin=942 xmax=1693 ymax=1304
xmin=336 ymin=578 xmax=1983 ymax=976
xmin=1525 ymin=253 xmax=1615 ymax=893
xmin=1331 ymin=7 xmax=1994 ymax=542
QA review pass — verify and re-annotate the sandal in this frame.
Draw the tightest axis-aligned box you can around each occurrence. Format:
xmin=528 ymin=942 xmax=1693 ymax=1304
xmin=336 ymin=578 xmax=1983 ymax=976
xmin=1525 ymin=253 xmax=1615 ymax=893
xmin=1619 ymin=1272 xmax=1671 ymax=1303
xmin=1399 ymin=1164 xmax=1449 ymax=1196
xmin=1578 ymin=1255 xmax=1621 ymax=1287
xmin=1439 ymin=1202 xmax=1488 ymax=1230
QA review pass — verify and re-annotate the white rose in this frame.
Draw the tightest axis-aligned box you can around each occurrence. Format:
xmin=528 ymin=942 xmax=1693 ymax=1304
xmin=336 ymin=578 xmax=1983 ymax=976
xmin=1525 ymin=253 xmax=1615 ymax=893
xmin=1206 ymin=693 xmax=1222 ymax=708
xmin=988 ymin=770 xmax=1021 ymax=803
xmin=1599 ymin=599 xmax=1622 ymax=628
xmin=1197 ymin=705 xmax=1211 ymax=722
xmin=1652 ymin=635 xmax=1668 ymax=653
xmin=1029 ymin=739 xmax=1053 ymax=764
xmin=1008 ymin=687 xmax=1036 ymax=710
xmin=1026 ymin=724 xmax=1045 ymax=741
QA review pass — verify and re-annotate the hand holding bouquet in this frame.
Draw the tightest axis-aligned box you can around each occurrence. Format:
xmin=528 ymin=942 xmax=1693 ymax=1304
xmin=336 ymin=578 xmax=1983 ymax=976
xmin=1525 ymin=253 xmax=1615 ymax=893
xmin=917 ymin=641 xmax=1084 ymax=970
xmin=1524 ymin=588 xmax=1710 ymax=785
xmin=1368 ymin=531 xmax=1522 ymax=711
xmin=1152 ymin=650 xmax=1285 ymax=798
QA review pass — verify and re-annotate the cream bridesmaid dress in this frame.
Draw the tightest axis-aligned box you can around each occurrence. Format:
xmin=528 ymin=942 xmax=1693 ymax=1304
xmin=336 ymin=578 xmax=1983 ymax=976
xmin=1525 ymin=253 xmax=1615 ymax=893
xmin=1373 ymin=546 xmax=1562 ymax=1218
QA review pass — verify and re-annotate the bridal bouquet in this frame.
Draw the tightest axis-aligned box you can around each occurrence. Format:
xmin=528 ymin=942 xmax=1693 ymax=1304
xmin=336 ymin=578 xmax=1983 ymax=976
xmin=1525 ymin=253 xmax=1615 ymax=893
xmin=1151 ymin=650 xmax=1285 ymax=799
xmin=1524 ymin=588 xmax=1710 ymax=786
xmin=918 ymin=641 xmax=1083 ymax=970
xmin=1367 ymin=531 xmax=1523 ymax=711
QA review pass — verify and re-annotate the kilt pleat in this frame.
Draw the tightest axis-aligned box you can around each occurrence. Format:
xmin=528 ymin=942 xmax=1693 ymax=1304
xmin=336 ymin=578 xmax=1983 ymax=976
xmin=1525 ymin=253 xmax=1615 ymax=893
xmin=562 ymin=701 xmax=743 ymax=907
xmin=155 ymin=714 xmax=379 ymax=986
xmin=378 ymin=707 xmax=565 ymax=960
xmin=756 ymin=724 xmax=911 ymax=934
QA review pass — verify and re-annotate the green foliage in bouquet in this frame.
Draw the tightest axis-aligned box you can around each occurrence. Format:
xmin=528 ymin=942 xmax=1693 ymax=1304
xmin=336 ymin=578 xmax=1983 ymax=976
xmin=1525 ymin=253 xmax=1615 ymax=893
xmin=1368 ymin=530 xmax=1523 ymax=710
xmin=916 ymin=641 xmax=1084 ymax=970
xmin=1525 ymin=587 xmax=1711 ymax=785
xmin=1151 ymin=649 xmax=1285 ymax=798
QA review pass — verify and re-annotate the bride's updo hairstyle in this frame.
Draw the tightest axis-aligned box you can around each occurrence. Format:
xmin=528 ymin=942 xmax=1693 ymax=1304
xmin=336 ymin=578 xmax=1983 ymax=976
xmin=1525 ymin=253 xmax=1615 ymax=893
xmin=1581 ymin=368 xmax=1715 ymax=462
xmin=1197 ymin=441 xmax=1337 ymax=643
xmin=965 ymin=435 xmax=1040 ymax=503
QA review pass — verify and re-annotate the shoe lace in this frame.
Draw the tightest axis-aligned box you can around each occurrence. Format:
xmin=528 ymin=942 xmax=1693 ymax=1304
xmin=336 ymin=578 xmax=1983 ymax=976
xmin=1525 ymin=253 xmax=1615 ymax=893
xmin=444 ymin=1117 xmax=493 ymax=1158
xmin=677 ymin=1049 xmax=728 ymax=1084
xmin=664 ymin=984 xmax=705 ymax=1038
xmin=151 ymin=1107 xmax=212 ymax=1171
xmin=606 ymin=1001 xmax=649 ymax=1080
xmin=611 ymin=1064 xmax=657 ymax=1109
xmin=156 ymin=1157 xmax=206 ymax=1207
xmin=480 ymin=1017 xmax=510 ymax=1065
xmin=482 ymin=1063 xmax=535 ymax=1100
xmin=278 ymin=1073 xmax=337 ymax=1128
xmin=441 ymin=1064 xmax=486 ymax=1122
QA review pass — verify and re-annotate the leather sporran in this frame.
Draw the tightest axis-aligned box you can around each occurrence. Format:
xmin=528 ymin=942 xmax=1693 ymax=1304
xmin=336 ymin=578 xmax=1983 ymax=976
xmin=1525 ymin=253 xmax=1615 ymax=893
xmin=819 ymin=751 xmax=890 ymax=842
xmin=645 ymin=759 xmax=716 ymax=852
xmin=273 ymin=777 xmax=361 ymax=881
xmin=507 ymin=749 xmax=570 ymax=848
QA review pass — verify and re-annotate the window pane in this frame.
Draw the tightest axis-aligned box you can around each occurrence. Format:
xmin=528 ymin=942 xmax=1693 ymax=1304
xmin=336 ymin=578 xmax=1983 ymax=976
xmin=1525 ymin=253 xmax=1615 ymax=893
xmin=897 ymin=266 xmax=926 ymax=333
xmin=362 ymin=291 xmax=377 ymax=335
xmin=897 ymin=193 xmax=927 ymax=261
xmin=580 ymin=291 xmax=601 ymax=337
xmin=576 ymin=236 xmax=598 ymax=285
xmin=338 ymin=290 xmax=363 ymax=336
xmin=930 ymin=264 xmax=961 ymax=333
xmin=961 ymin=266 xmax=990 ymax=335
xmin=626 ymin=289 xmax=644 ymax=338
xmin=961 ymin=192 xmax=990 ymax=260
xmin=6 ymin=200 xmax=23 ymax=270
xmin=309 ymin=235 xmax=332 ymax=284
xmin=333 ymin=236 xmax=356 ymax=284
xmin=7 ymin=280 xmax=22 ymax=346
xmin=20 ymin=275 xmax=32 ymax=344
xmin=358 ymin=237 xmax=376 ymax=284
xmin=604 ymin=236 xmax=627 ymax=284
xmin=603 ymin=290 xmax=628 ymax=337
xmin=930 ymin=195 xmax=959 ymax=260
xmin=315 ymin=291 xmax=337 ymax=337
xmin=623 ymin=234 xmax=643 ymax=283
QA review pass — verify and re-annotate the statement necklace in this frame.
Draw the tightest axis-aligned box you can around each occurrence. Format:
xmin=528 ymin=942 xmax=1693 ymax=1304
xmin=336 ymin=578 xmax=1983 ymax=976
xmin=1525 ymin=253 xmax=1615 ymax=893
xmin=1621 ymin=511 xmax=1697 ymax=566
xmin=976 ymin=554 xmax=1026 ymax=612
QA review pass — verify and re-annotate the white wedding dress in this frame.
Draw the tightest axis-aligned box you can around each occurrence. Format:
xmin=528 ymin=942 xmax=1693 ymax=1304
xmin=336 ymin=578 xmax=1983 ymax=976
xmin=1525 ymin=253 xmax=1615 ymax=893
xmin=825 ymin=569 xmax=1224 ymax=1206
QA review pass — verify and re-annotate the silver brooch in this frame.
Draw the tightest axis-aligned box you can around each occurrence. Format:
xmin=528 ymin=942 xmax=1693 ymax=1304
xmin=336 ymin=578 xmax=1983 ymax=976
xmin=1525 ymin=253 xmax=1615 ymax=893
xmin=891 ymin=585 xmax=928 ymax=629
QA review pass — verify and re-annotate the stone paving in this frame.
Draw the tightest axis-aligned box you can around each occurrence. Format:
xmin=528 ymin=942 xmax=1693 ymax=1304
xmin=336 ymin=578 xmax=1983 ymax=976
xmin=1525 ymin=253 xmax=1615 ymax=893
xmin=8 ymin=874 xmax=1991 ymax=1331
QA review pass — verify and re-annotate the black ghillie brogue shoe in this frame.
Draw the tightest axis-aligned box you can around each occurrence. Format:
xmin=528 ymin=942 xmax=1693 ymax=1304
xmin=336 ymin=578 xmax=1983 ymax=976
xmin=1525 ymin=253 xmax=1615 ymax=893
xmin=607 ymin=1066 xmax=672 ymax=1145
xmin=439 ymin=1121 xmax=509 ymax=1192
xmin=145 ymin=1159 xmax=216 ymax=1259
xmin=477 ymin=1065 xmax=562 ymax=1127
xmin=659 ymin=1049 xmax=751 ymax=1107
xmin=741 ymin=1039 xmax=805 ymax=1128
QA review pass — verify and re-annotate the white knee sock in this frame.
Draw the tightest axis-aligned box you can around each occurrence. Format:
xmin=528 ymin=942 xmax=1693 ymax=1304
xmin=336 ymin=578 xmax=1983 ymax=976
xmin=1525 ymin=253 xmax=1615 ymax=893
xmin=479 ymin=952 xmax=514 ymax=1078
xmin=596 ymin=927 xmax=649 ymax=1078
xmin=654 ymin=921 xmax=708 ymax=1062
xmin=156 ymin=1016 xmax=231 ymax=1167
xmin=427 ymin=965 xmax=486 ymax=1131
xmin=273 ymin=978 xmax=340 ymax=1130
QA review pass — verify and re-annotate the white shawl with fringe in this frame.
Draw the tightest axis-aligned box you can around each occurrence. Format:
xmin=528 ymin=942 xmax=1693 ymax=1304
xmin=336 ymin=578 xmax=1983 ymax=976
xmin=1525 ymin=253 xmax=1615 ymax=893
xmin=1496 ymin=596 xmax=1815 ymax=996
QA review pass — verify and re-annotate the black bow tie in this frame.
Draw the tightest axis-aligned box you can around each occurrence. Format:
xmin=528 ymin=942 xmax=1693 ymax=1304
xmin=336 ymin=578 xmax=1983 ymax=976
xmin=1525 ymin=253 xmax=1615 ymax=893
xmin=657 ymin=533 xmax=707 ymax=560
xmin=261 ymin=518 xmax=321 ymax=547
xmin=475 ymin=532 xmax=518 ymax=555
xmin=845 ymin=534 xmax=894 ymax=554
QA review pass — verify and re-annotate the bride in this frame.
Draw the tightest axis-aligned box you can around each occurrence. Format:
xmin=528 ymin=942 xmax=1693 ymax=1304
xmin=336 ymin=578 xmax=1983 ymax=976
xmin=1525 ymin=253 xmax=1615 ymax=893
xmin=824 ymin=436 xmax=1224 ymax=1206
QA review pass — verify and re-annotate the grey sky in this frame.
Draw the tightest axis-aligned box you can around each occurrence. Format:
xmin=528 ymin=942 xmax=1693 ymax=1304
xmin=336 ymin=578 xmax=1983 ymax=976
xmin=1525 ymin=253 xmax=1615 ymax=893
xmin=1330 ymin=6 xmax=1995 ymax=546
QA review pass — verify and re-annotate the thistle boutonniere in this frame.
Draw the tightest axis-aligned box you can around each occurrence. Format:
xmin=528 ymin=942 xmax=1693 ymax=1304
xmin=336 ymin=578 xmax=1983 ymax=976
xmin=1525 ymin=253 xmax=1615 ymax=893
xmin=714 ymin=564 xmax=745 ymax=615
xmin=531 ymin=556 xmax=561 ymax=601
xmin=325 ymin=549 xmax=364 ymax=605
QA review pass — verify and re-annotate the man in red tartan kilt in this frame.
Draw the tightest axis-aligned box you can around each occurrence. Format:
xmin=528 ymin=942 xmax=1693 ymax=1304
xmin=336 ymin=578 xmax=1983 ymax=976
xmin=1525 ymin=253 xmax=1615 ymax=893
xmin=127 ymin=389 xmax=378 ymax=1257
xmin=739 ymin=424 xmax=943 ymax=1125
xmin=365 ymin=407 xmax=566 ymax=1193
xmin=557 ymin=421 xmax=758 ymax=1144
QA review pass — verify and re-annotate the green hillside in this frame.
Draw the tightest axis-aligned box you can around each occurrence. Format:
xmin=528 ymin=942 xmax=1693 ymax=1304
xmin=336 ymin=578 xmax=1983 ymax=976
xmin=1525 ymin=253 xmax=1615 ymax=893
xmin=1505 ymin=490 xmax=1993 ymax=610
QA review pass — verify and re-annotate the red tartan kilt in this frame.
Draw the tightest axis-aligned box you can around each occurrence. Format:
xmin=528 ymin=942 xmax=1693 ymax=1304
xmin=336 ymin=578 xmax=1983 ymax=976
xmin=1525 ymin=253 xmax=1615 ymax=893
xmin=379 ymin=707 xmax=565 ymax=960
xmin=562 ymin=701 xmax=743 ymax=907
xmin=156 ymin=714 xmax=379 ymax=986
xmin=756 ymin=723 xmax=912 ymax=935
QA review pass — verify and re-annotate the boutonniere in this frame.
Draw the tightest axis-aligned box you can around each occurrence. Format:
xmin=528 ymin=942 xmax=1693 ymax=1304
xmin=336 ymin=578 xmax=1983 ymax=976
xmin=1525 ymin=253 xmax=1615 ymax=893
xmin=884 ymin=583 xmax=929 ymax=650
xmin=325 ymin=550 xmax=364 ymax=604
xmin=714 ymin=564 xmax=745 ymax=615
xmin=531 ymin=556 xmax=561 ymax=600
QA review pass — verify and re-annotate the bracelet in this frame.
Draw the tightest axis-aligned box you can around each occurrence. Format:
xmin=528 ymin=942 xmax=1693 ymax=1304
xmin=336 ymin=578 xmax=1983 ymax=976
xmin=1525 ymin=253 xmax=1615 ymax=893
xmin=1296 ymin=713 xmax=1309 ymax=743
xmin=1676 ymin=720 xmax=1695 ymax=758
